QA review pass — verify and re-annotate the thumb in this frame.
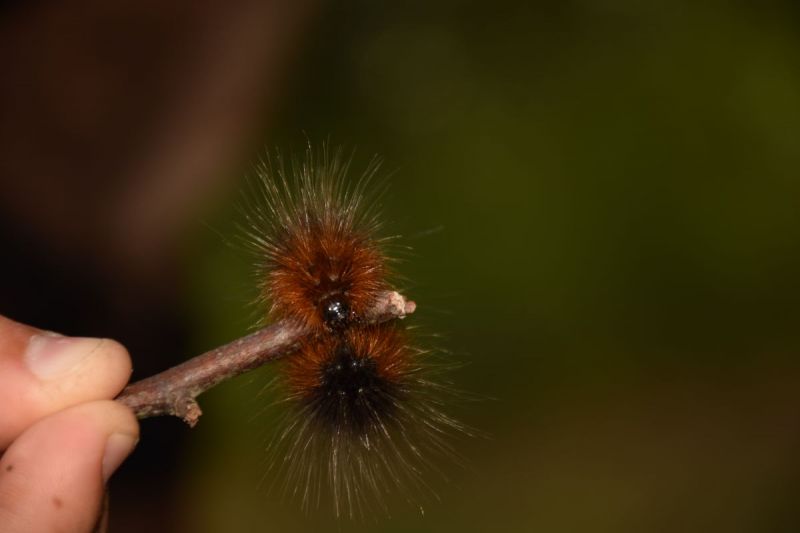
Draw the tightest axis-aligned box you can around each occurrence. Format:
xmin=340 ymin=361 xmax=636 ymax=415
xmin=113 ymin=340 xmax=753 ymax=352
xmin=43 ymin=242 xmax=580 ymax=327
xmin=0 ymin=315 xmax=132 ymax=448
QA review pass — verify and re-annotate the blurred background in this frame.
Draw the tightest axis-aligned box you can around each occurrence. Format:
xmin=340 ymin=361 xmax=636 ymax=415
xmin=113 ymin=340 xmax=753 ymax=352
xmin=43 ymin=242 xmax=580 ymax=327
xmin=2 ymin=1 xmax=800 ymax=531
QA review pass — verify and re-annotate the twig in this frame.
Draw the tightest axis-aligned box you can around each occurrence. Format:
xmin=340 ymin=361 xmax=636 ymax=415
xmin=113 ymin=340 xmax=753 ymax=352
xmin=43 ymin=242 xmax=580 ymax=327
xmin=115 ymin=291 xmax=416 ymax=426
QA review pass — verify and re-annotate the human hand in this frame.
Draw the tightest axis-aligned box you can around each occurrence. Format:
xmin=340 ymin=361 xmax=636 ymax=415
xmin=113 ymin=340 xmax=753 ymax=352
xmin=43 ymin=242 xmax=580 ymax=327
xmin=0 ymin=315 xmax=139 ymax=532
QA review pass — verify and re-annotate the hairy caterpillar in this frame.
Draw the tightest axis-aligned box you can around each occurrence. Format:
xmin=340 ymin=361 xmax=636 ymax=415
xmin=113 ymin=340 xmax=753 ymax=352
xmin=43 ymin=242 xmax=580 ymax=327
xmin=239 ymin=145 xmax=466 ymax=518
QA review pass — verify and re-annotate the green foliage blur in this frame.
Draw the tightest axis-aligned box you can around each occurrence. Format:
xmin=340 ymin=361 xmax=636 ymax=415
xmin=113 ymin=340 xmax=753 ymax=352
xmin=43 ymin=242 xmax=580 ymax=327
xmin=178 ymin=2 xmax=800 ymax=531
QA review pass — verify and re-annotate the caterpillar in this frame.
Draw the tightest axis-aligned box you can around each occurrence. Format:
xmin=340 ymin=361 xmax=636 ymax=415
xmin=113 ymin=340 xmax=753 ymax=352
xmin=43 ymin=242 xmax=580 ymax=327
xmin=238 ymin=145 xmax=466 ymax=518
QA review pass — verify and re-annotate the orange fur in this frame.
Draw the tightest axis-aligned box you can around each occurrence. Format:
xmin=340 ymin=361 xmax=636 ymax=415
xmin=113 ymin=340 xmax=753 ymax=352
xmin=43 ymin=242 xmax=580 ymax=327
xmin=267 ymin=218 xmax=389 ymax=331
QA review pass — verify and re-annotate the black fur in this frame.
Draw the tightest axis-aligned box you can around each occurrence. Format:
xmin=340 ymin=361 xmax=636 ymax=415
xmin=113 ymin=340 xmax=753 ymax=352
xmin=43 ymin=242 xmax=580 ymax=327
xmin=307 ymin=342 xmax=399 ymax=435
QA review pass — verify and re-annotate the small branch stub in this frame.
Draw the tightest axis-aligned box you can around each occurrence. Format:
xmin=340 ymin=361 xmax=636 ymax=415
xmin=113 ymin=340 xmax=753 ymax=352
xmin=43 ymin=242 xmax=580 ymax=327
xmin=115 ymin=291 xmax=415 ymax=426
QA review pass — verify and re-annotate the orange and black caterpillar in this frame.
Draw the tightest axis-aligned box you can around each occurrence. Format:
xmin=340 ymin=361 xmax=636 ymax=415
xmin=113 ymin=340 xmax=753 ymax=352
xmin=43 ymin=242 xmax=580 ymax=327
xmin=240 ymin=145 xmax=465 ymax=518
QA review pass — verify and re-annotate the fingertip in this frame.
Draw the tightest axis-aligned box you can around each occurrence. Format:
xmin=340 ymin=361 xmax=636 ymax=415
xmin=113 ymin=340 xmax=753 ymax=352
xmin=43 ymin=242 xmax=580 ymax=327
xmin=25 ymin=336 xmax=133 ymax=389
xmin=91 ymin=399 xmax=140 ymax=445
xmin=0 ymin=326 xmax=133 ymax=447
xmin=78 ymin=400 xmax=140 ymax=483
xmin=79 ymin=338 xmax=134 ymax=396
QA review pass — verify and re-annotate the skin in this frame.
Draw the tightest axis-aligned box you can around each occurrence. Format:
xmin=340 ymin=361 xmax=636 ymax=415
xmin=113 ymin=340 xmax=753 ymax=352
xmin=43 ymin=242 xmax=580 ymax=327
xmin=0 ymin=315 xmax=139 ymax=532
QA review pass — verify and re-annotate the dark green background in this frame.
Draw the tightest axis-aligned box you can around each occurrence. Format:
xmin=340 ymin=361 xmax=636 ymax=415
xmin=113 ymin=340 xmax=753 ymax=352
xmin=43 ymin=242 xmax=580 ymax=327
xmin=177 ymin=2 xmax=800 ymax=531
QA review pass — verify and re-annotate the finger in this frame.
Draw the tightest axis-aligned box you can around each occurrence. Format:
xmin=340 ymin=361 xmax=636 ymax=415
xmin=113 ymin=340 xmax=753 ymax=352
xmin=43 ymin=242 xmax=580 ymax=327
xmin=0 ymin=316 xmax=133 ymax=449
xmin=0 ymin=400 xmax=139 ymax=533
